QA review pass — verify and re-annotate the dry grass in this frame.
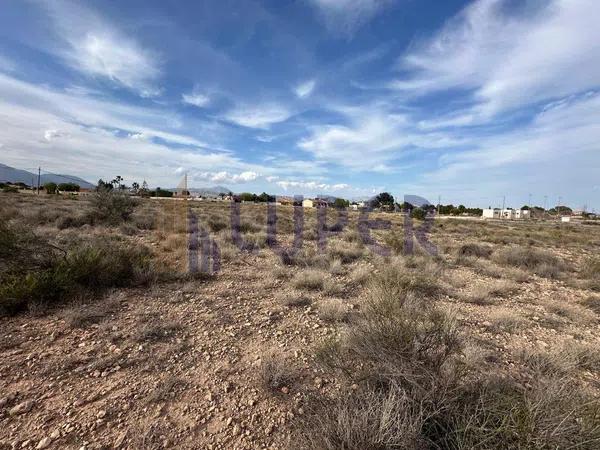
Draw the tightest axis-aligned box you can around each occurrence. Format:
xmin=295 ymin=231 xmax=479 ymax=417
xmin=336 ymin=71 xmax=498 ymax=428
xmin=579 ymin=295 xmax=600 ymax=314
xmin=293 ymin=269 xmax=327 ymax=291
xmin=276 ymin=290 xmax=311 ymax=307
xmin=545 ymin=300 xmax=596 ymax=324
xmin=350 ymin=264 xmax=371 ymax=286
xmin=486 ymin=310 xmax=528 ymax=333
xmin=260 ymin=352 xmax=297 ymax=392
xmin=317 ymin=299 xmax=348 ymax=322
xmin=461 ymin=280 xmax=519 ymax=305
xmin=135 ymin=317 xmax=182 ymax=343
xmin=493 ymin=246 xmax=567 ymax=278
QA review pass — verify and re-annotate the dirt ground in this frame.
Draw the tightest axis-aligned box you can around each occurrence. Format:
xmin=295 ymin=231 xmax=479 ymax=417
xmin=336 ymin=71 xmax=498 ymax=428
xmin=1 ymin=194 xmax=600 ymax=449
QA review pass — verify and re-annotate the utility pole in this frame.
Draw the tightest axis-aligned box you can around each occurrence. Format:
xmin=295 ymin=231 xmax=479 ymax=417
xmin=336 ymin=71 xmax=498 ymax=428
xmin=528 ymin=193 xmax=532 ymax=208
xmin=37 ymin=167 xmax=41 ymax=195
xmin=437 ymin=195 xmax=441 ymax=215
xmin=502 ymin=196 xmax=506 ymax=219
xmin=543 ymin=195 xmax=548 ymax=210
xmin=558 ymin=196 xmax=562 ymax=215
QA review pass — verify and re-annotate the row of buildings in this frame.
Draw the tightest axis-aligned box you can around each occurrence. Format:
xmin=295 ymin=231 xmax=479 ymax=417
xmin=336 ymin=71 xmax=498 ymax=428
xmin=481 ymin=208 xmax=531 ymax=220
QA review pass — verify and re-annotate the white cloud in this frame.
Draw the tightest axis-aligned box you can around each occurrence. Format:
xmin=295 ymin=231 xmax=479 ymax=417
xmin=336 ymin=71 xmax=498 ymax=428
xmin=308 ymin=0 xmax=393 ymax=36
xmin=43 ymin=1 xmax=161 ymax=96
xmin=223 ymin=103 xmax=293 ymax=129
xmin=422 ymin=92 xmax=600 ymax=206
xmin=44 ymin=129 xmax=69 ymax=141
xmin=128 ymin=132 xmax=149 ymax=140
xmin=276 ymin=179 xmax=346 ymax=192
xmin=0 ymin=72 xmax=269 ymax=187
xmin=194 ymin=171 xmax=259 ymax=184
xmin=393 ymin=0 xmax=600 ymax=117
xmin=182 ymin=92 xmax=210 ymax=108
xmin=295 ymin=79 xmax=316 ymax=98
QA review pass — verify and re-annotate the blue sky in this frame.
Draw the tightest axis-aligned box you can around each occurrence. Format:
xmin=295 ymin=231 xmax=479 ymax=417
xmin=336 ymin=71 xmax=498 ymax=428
xmin=0 ymin=0 xmax=599 ymax=210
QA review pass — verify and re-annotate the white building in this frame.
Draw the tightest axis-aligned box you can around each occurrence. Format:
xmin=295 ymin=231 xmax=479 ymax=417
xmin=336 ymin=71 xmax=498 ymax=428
xmin=482 ymin=208 xmax=531 ymax=220
xmin=514 ymin=209 xmax=531 ymax=219
xmin=350 ymin=201 xmax=366 ymax=210
xmin=482 ymin=208 xmax=501 ymax=219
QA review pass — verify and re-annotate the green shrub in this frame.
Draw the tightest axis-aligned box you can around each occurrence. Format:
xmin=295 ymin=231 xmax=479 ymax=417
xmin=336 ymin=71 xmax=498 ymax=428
xmin=0 ymin=228 xmax=153 ymax=316
xmin=88 ymin=188 xmax=138 ymax=225
xmin=410 ymin=207 xmax=426 ymax=220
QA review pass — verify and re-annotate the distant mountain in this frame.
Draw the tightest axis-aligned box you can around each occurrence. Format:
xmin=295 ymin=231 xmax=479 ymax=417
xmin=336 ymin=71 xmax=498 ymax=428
xmin=0 ymin=163 xmax=95 ymax=189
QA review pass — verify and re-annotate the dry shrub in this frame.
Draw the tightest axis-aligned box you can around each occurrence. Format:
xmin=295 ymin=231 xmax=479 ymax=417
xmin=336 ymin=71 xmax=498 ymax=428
xmin=580 ymin=256 xmax=600 ymax=290
xmin=329 ymin=258 xmax=344 ymax=275
xmin=367 ymin=259 xmax=443 ymax=300
xmin=493 ymin=246 xmax=567 ymax=278
xmin=327 ymin=241 xmax=364 ymax=264
xmin=317 ymin=299 xmax=348 ymax=322
xmin=519 ymin=343 xmax=600 ymax=376
xmin=579 ymin=295 xmax=600 ymax=314
xmin=456 ymin=255 xmax=529 ymax=282
xmin=277 ymin=291 xmax=311 ymax=307
xmin=457 ymin=243 xmax=493 ymax=258
xmin=293 ymin=269 xmax=326 ymax=291
xmin=350 ymin=265 xmax=371 ymax=286
xmin=486 ymin=310 xmax=528 ymax=333
xmin=293 ymin=262 xmax=600 ymax=449
xmin=260 ymin=352 xmax=296 ymax=392
xmin=135 ymin=318 xmax=182 ymax=343
xmin=545 ymin=301 xmax=596 ymax=324
xmin=462 ymin=280 xmax=518 ymax=305
xmin=63 ymin=296 xmax=119 ymax=328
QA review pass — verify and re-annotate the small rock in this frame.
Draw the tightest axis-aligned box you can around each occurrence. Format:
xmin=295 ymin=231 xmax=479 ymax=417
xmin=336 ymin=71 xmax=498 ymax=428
xmin=9 ymin=400 xmax=34 ymax=416
xmin=50 ymin=430 xmax=60 ymax=440
xmin=97 ymin=410 xmax=107 ymax=419
xmin=114 ymin=431 xmax=127 ymax=448
xmin=280 ymin=387 xmax=289 ymax=394
xmin=36 ymin=437 xmax=52 ymax=449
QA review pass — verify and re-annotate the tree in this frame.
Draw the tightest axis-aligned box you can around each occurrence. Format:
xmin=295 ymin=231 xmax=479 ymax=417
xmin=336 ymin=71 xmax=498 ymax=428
xmin=97 ymin=179 xmax=113 ymax=192
xmin=373 ymin=192 xmax=394 ymax=209
xmin=139 ymin=180 xmax=150 ymax=198
xmin=131 ymin=182 xmax=140 ymax=194
xmin=258 ymin=192 xmax=275 ymax=203
xmin=399 ymin=201 xmax=413 ymax=212
xmin=58 ymin=182 xmax=80 ymax=192
xmin=152 ymin=187 xmax=173 ymax=198
xmin=410 ymin=207 xmax=427 ymax=220
xmin=111 ymin=176 xmax=123 ymax=189
xmin=239 ymin=192 xmax=257 ymax=202
xmin=44 ymin=182 xmax=57 ymax=194
xmin=334 ymin=197 xmax=350 ymax=209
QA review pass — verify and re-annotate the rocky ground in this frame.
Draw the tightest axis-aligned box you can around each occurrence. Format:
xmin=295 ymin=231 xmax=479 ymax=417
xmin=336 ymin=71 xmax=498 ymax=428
xmin=2 ymin=199 xmax=600 ymax=449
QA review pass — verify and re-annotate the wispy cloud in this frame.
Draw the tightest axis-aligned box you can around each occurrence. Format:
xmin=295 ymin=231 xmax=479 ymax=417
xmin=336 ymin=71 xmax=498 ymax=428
xmin=43 ymin=1 xmax=162 ymax=97
xmin=392 ymin=0 xmax=600 ymax=117
xmin=294 ymin=79 xmax=316 ymax=98
xmin=182 ymin=91 xmax=210 ymax=108
xmin=222 ymin=103 xmax=293 ymax=129
xmin=308 ymin=0 xmax=394 ymax=36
